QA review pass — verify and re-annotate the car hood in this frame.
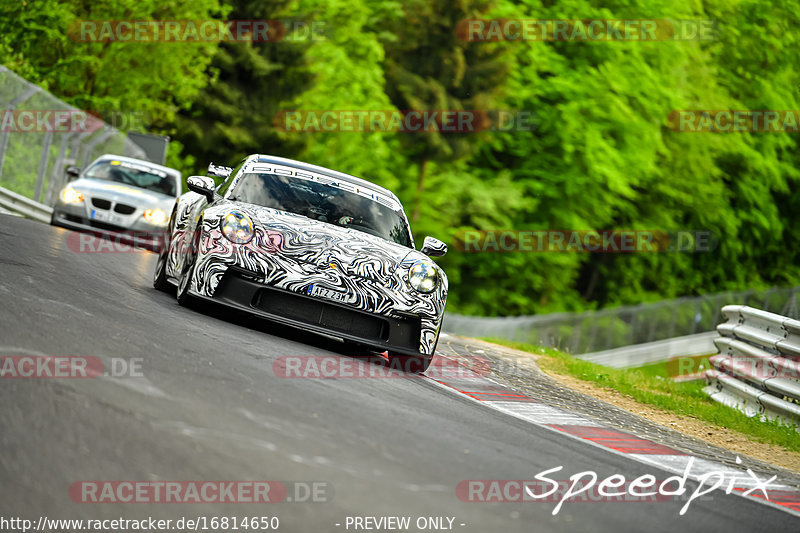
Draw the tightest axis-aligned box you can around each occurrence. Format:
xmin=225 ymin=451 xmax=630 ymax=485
xmin=210 ymin=202 xmax=429 ymax=280
xmin=70 ymin=178 xmax=176 ymax=207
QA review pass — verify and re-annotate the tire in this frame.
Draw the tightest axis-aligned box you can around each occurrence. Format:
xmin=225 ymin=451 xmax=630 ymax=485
xmin=152 ymin=243 xmax=172 ymax=292
xmin=387 ymin=353 xmax=432 ymax=374
xmin=176 ymin=228 xmax=201 ymax=307
xmin=153 ymin=213 xmax=175 ymax=292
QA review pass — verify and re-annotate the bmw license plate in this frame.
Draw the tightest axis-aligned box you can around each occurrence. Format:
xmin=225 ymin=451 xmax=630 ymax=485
xmin=307 ymin=284 xmax=353 ymax=304
xmin=91 ymin=209 xmax=125 ymax=226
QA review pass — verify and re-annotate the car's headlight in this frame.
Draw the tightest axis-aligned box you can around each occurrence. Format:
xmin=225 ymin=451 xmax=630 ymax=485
xmin=408 ymin=259 xmax=439 ymax=293
xmin=221 ymin=210 xmax=254 ymax=244
xmin=143 ymin=208 xmax=168 ymax=226
xmin=59 ymin=187 xmax=84 ymax=204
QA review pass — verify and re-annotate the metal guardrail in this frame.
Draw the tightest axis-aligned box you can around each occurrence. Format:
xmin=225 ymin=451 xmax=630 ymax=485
xmin=704 ymin=305 xmax=800 ymax=429
xmin=0 ymin=185 xmax=52 ymax=223
xmin=444 ymin=286 xmax=800 ymax=356
xmin=577 ymin=331 xmax=717 ymax=368
xmin=0 ymin=66 xmax=147 ymax=207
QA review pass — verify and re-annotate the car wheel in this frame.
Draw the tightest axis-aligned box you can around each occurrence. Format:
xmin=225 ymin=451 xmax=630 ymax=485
xmin=153 ymin=213 xmax=175 ymax=292
xmin=387 ymin=353 xmax=432 ymax=374
xmin=176 ymin=228 xmax=201 ymax=307
xmin=152 ymin=243 xmax=172 ymax=292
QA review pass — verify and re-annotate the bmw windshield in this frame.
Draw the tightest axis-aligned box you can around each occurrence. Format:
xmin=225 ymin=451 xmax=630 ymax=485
xmin=84 ymin=160 xmax=178 ymax=196
xmin=227 ymin=172 xmax=412 ymax=247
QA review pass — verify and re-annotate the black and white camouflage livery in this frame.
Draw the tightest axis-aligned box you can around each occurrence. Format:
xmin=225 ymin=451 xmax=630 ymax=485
xmin=153 ymin=154 xmax=448 ymax=371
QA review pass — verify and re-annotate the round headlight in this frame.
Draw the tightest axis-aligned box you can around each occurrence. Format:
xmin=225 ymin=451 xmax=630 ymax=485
xmin=143 ymin=208 xmax=168 ymax=226
xmin=408 ymin=260 xmax=439 ymax=293
xmin=59 ymin=186 xmax=84 ymax=204
xmin=221 ymin=211 xmax=254 ymax=244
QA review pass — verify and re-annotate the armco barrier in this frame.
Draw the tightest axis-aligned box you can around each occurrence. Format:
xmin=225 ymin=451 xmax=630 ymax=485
xmin=0 ymin=185 xmax=52 ymax=223
xmin=578 ymin=331 xmax=717 ymax=369
xmin=0 ymin=66 xmax=147 ymax=206
xmin=704 ymin=305 xmax=800 ymax=429
xmin=444 ymin=286 xmax=800 ymax=359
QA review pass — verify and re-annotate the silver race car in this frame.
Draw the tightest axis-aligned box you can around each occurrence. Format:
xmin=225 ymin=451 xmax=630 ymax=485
xmin=153 ymin=154 xmax=448 ymax=372
xmin=51 ymin=154 xmax=182 ymax=250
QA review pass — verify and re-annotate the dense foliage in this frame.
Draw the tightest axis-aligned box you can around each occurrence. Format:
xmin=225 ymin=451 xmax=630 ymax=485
xmin=3 ymin=0 xmax=799 ymax=316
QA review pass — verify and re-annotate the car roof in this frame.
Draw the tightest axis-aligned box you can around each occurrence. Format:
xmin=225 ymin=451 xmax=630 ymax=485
xmin=249 ymin=154 xmax=401 ymax=204
xmin=92 ymin=154 xmax=182 ymax=179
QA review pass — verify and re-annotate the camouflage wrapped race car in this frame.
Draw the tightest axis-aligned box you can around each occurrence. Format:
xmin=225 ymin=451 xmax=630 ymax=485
xmin=153 ymin=154 xmax=448 ymax=372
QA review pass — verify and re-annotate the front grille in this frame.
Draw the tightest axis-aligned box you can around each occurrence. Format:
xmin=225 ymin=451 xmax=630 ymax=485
xmin=91 ymin=198 xmax=111 ymax=210
xmin=255 ymin=287 xmax=388 ymax=340
xmin=215 ymin=269 xmax=422 ymax=351
xmin=114 ymin=203 xmax=136 ymax=215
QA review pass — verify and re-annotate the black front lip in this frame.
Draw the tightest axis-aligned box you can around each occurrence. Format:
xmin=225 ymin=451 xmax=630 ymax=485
xmin=195 ymin=268 xmax=428 ymax=357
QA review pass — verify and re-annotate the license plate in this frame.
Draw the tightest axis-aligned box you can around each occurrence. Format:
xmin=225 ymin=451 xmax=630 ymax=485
xmin=91 ymin=209 xmax=125 ymax=226
xmin=307 ymin=284 xmax=353 ymax=303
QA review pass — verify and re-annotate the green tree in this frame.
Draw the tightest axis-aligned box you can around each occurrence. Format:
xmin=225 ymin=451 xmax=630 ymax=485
xmin=372 ymin=0 xmax=512 ymax=220
xmin=0 ymin=0 xmax=227 ymax=123
xmin=171 ymin=0 xmax=313 ymax=174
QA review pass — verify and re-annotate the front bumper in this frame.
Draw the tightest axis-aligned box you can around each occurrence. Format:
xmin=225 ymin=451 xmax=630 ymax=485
xmin=205 ymin=267 xmax=429 ymax=357
xmin=52 ymin=205 xmax=166 ymax=251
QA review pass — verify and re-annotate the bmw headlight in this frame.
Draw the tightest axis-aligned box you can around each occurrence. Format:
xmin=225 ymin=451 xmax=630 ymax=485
xmin=221 ymin=210 xmax=254 ymax=244
xmin=59 ymin=186 xmax=84 ymax=204
xmin=408 ymin=259 xmax=439 ymax=293
xmin=143 ymin=208 xmax=168 ymax=226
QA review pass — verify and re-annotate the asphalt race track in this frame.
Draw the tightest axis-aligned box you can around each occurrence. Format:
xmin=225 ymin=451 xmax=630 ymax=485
xmin=0 ymin=214 xmax=797 ymax=532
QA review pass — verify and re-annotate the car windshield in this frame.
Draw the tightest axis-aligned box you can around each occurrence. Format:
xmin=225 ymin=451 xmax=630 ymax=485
xmin=84 ymin=160 xmax=177 ymax=196
xmin=229 ymin=172 xmax=412 ymax=247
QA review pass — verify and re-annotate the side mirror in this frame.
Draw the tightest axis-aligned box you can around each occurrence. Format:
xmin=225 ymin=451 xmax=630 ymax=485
xmin=420 ymin=236 xmax=447 ymax=257
xmin=186 ymin=175 xmax=216 ymax=202
xmin=207 ymin=162 xmax=233 ymax=179
xmin=65 ymin=165 xmax=81 ymax=180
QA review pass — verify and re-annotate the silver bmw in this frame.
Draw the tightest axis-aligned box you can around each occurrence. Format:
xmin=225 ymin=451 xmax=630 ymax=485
xmin=51 ymin=154 xmax=182 ymax=251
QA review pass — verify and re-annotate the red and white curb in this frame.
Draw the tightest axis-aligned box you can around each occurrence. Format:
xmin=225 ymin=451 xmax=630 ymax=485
xmin=425 ymin=348 xmax=800 ymax=517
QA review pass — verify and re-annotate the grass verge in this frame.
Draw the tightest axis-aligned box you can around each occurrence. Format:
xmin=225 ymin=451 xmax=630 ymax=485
xmin=483 ymin=338 xmax=800 ymax=453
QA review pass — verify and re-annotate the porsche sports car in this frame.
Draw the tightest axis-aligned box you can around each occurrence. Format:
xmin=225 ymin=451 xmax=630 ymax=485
xmin=51 ymin=154 xmax=182 ymax=251
xmin=153 ymin=154 xmax=448 ymax=372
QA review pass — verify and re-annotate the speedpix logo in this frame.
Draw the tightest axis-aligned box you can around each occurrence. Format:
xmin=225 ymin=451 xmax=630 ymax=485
xmin=458 ymin=457 xmax=776 ymax=516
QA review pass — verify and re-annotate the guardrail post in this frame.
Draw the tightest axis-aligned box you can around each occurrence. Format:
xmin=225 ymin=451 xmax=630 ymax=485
xmin=34 ymin=130 xmax=54 ymax=203
xmin=0 ymin=85 xmax=41 ymax=184
xmin=44 ymin=133 xmax=74 ymax=207
xmin=782 ymin=288 xmax=799 ymax=319
xmin=79 ymin=130 xmax=115 ymax=168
